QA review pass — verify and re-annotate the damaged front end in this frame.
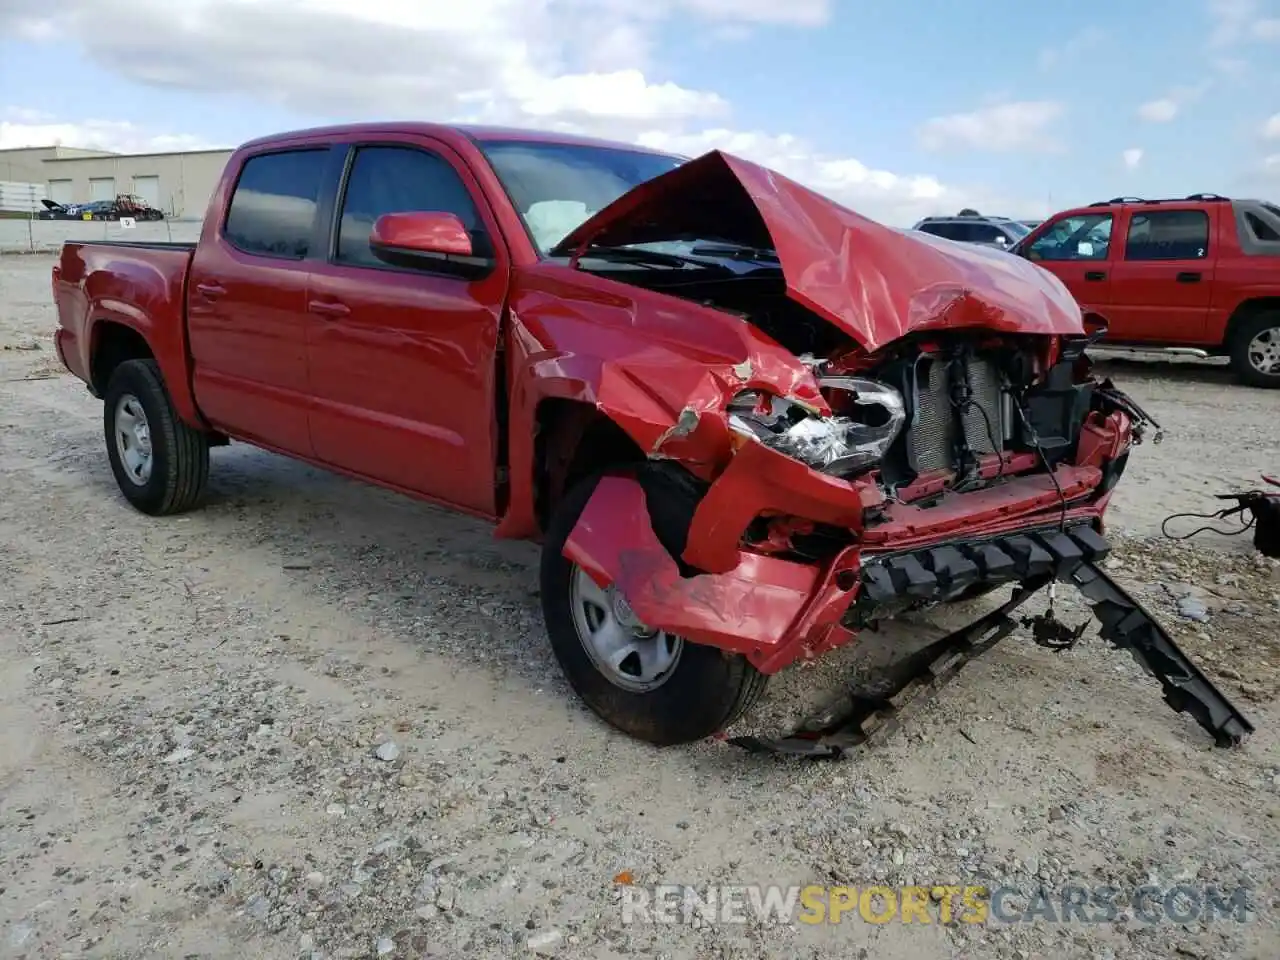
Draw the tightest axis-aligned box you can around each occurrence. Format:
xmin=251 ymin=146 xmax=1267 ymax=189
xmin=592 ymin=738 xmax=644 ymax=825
xmin=546 ymin=149 xmax=1253 ymax=753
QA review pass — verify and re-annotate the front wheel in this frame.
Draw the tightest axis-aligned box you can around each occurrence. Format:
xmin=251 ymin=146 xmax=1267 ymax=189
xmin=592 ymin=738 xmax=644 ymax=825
xmin=103 ymin=358 xmax=210 ymax=515
xmin=1228 ymin=311 xmax=1280 ymax=388
xmin=540 ymin=469 xmax=767 ymax=746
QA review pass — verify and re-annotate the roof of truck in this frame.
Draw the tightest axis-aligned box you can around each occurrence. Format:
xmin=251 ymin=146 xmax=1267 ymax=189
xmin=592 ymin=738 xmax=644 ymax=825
xmin=236 ymin=121 xmax=682 ymax=157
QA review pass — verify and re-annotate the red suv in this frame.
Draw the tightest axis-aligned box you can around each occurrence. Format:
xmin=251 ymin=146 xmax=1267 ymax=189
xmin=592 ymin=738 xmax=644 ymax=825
xmin=1015 ymin=195 xmax=1280 ymax=387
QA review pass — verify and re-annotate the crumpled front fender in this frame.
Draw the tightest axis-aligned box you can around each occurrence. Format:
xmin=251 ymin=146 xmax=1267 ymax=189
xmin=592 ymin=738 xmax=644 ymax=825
xmin=495 ymin=274 xmax=831 ymax=540
xmin=562 ymin=474 xmax=860 ymax=673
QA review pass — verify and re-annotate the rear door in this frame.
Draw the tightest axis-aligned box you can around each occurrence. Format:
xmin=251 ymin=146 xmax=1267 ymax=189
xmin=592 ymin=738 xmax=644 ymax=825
xmin=187 ymin=146 xmax=333 ymax=454
xmin=304 ymin=136 xmax=511 ymax=516
xmin=1104 ymin=207 xmax=1216 ymax=344
xmin=1021 ymin=211 xmax=1115 ymax=318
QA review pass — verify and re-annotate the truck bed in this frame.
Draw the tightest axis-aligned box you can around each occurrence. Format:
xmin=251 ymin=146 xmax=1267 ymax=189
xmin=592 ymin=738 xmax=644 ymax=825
xmin=52 ymin=240 xmax=197 ymax=397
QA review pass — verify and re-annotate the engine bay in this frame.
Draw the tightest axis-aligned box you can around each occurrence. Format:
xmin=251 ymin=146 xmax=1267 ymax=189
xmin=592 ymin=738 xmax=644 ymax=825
xmin=579 ymin=255 xmax=1156 ymax=514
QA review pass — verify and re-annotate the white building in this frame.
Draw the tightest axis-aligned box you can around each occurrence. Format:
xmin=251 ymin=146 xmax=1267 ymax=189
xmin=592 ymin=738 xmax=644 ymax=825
xmin=0 ymin=145 xmax=234 ymax=219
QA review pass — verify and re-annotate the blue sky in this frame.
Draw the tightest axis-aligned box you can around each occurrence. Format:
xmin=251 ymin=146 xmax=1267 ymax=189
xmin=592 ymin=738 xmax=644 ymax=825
xmin=2 ymin=0 xmax=1278 ymax=224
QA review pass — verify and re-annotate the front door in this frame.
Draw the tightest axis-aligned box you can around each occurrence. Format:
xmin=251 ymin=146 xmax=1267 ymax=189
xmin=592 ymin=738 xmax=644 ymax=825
xmin=1103 ymin=208 xmax=1216 ymax=345
xmin=305 ymin=138 xmax=510 ymax=516
xmin=1021 ymin=211 xmax=1115 ymax=323
xmin=187 ymin=146 xmax=333 ymax=455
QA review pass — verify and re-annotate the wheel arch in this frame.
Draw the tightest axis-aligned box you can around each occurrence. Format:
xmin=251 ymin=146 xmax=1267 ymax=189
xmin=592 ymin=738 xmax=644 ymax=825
xmin=533 ymin=397 xmax=647 ymax=533
xmin=1223 ymin=297 xmax=1280 ymax=349
xmin=90 ymin=320 xmax=154 ymax=397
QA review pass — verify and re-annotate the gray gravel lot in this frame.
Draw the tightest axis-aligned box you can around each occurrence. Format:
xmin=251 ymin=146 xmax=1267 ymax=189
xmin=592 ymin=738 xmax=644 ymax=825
xmin=2 ymin=253 xmax=1279 ymax=959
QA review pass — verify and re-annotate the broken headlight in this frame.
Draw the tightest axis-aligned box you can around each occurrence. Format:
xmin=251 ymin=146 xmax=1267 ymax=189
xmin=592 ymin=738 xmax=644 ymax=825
xmin=726 ymin=377 xmax=906 ymax=478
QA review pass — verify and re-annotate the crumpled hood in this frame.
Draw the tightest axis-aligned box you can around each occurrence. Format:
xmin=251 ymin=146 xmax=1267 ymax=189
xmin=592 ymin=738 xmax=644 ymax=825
xmin=552 ymin=150 xmax=1084 ymax=353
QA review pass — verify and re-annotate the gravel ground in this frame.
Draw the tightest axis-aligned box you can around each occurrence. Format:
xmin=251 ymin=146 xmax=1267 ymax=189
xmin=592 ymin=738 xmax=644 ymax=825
xmin=2 ymin=253 xmax=1279 ymax=960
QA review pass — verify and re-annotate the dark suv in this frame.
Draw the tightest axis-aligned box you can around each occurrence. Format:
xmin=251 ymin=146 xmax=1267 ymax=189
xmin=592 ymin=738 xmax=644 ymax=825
xmin=911 ymin=213 xmax=1031 ymax=249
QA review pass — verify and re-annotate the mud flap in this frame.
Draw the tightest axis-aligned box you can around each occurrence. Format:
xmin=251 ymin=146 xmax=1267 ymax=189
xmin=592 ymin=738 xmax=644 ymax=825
xmin=730 ymin=559 xmax=1255 ymax=758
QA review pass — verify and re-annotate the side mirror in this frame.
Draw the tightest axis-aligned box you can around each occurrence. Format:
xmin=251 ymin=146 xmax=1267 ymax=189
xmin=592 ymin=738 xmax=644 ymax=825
xmin=369 ymin=211 xmax=493 ymax=276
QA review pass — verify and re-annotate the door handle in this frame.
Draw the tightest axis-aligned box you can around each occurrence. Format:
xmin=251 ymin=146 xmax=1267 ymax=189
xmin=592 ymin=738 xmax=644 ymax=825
xmin=195 ymin=282 xmax=226 ymax=299
xmin=1084 ymin=271 xmax=1106 ymax=281
xmin=1176 ymin=272 xmax=1202 ymax=283
xmin=307 ymin=299 xmax=350 ymax=319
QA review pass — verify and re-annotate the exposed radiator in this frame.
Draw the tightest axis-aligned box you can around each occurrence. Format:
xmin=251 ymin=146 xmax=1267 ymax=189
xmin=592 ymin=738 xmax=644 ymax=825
xmin=910 ymin=356 xmax=1006 ymax=474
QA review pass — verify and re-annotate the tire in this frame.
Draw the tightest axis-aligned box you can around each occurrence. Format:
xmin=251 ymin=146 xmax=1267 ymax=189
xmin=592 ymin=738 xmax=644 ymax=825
xmin=103 ymin=358 xmax=210 ymax=515
xmin=1228 ymin=311 xmax=1280 ymax=389
xmin=540 ymin=468 xmax=767 ymax=746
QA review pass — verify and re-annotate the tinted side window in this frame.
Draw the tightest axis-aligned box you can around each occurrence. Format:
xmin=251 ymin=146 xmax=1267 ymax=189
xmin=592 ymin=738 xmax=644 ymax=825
xmin=1124 ymin=210 xmax=1209 ymax=261
xmin=968 ymin=224 xmax=1009 ymax=245
xmin=1246 ymin=212 xmax=1280 ymax=242
xmin=224 ymin=150 xmax=327 ymax=258
xmin=336 ymin=146 xmax=482 ymax=268
xmin=1026 ymin=214 xmax=1112 ymax=261
xmin=918 ymin=222 xmax=967 ymax=241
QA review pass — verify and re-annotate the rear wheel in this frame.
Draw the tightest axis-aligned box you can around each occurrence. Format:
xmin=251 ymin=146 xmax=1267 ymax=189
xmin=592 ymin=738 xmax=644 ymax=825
xmin=1228 ymin=311 xmax=1280 ymax=388
xmin=103 ymin=359 xmax=210 ymax=515
xmin=540 ymin=468 xmax=767 ymax=746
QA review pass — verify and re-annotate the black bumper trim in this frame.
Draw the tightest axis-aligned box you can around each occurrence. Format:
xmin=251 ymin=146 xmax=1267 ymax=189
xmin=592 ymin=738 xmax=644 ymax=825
xmin=853 ymin=522 xmax=1107 ymax=620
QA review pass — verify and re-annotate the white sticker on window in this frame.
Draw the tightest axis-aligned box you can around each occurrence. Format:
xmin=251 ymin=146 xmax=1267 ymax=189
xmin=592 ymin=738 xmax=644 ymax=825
xmin=1077 ymin=241 xmax=1093 ymax=256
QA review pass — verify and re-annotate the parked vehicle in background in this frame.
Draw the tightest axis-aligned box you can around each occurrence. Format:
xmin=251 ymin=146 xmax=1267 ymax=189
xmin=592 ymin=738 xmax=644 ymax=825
xmin=1014 ymin=194 xmax=1280 ymax=387
xmin=38 ymin=193 xmax=164 ymax=222
xmin=911 ymin=211 xmax=1032 ymax=249
xmin=49 ymin=121 xmax=1192 ymax=750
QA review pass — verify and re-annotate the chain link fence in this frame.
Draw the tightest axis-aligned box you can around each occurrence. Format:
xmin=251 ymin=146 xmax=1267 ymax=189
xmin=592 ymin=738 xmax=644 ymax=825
xmin=0 ymin=215 xmax=203 ymax=254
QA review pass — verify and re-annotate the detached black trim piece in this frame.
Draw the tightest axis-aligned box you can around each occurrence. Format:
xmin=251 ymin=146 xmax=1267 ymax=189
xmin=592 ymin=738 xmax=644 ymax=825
xmin=730 ymin=525 xmax=1255 ymax=758
xmin=1067 ymin=562 xmax=1254 ymax=747
xmin=730 ymin=577 xmax=1051 ymax=758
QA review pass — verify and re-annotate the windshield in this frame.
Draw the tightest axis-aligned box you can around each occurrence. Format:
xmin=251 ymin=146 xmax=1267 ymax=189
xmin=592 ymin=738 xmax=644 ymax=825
xmin=477 ymin=140 xmax=686 ymax=254
xmin=1003 ymin=221 xmax=1032 ymax=239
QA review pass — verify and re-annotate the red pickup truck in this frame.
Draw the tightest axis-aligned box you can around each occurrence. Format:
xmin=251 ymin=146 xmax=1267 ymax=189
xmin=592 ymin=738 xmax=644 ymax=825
xmin=50 ymin=122 xmax=1245 ymax=752
xmin=1015 ymin=195 xmax=1280 ymax=387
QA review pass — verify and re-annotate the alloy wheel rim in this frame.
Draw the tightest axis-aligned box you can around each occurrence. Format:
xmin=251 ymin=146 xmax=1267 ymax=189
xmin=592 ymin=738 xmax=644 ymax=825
xmin=1247 ymin=326 xmax=1280 ymax=376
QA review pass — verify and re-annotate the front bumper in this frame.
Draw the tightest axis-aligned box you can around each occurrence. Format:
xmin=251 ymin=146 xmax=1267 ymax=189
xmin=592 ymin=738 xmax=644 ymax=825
xmin=562 ymin=435 xmax=1118 ymax=674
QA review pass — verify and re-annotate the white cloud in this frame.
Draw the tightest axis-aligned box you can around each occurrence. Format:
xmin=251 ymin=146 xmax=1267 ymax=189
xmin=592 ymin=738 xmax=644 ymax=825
xmin=1136 ymin=82 xmax=1211 ymax=123
xmin=1209 ymin=0 xmax=1280 ymax=46
xmin=0 ymin=0 xmax=1013 ymax=226
xmin=1138 ymin=98 xmax=1180 ymax=122
xmin=1122 ymin=148 xmax=1143 ymax=170
xmin=0 ymin=0 xmax=797 ymax=137
xmin=636 ymin=127 xmax=976 ymax=225
xmin=640 ymin=127 xmax=1048 ymax=225
xmin=916 ymin=101 xmax=1064 ymax=153
xmin=1037 ymin=26 xmax=1108 ymax=71
xmin=0 ymin=111 xmax=217 ymax=153
xmin=1263 ymin=112 xmax=1280 ymax=139
xmin=676 ymin=0 xmax=829 ymax=25
xmin=1211 ymin=55 xmax=1250 ymax=77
